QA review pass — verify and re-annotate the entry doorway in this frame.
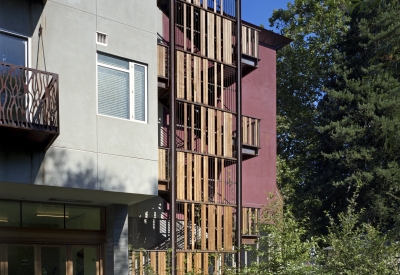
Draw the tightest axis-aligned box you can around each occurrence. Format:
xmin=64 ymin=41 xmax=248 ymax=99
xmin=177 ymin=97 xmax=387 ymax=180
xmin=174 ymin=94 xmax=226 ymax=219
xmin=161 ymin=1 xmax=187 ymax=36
xmin=0 ymin=244 xmax=101 ymax=275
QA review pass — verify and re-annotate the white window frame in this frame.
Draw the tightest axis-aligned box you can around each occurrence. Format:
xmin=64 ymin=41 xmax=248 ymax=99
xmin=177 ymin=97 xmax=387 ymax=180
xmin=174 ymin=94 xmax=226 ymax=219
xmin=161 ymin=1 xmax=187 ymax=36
xmin=96 ymin=53 xmax=148 ymax=123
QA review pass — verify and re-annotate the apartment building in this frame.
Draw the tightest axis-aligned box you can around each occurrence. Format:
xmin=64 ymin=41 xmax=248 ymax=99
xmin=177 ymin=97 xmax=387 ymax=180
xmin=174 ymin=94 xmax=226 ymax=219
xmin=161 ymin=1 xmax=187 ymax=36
xmin=0 ymin=0 xmax=290 ymax=274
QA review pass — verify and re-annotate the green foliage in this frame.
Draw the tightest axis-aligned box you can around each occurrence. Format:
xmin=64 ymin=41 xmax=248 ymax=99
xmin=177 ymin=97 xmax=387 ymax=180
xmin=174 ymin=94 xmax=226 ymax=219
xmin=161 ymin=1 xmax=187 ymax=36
xmin=322 ymin=195 xmax=400 ymax=275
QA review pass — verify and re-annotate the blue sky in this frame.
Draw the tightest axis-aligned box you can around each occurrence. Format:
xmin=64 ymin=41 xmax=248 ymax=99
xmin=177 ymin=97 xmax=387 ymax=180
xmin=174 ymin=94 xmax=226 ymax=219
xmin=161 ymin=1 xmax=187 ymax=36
xmin=242 ymin=0 xmax=293 ymax=30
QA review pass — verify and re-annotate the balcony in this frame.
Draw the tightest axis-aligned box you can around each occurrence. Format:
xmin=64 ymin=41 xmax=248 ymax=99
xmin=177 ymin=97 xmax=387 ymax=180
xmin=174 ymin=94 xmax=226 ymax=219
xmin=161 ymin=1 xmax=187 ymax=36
xmin=158 ymin=147 xmax=170 ymax=192
xmin=0 ymin=62 xmax=59 ymax=150
xmin=242 ymin=115 xmax=260 ymax=157
xmin=242 ymin=207 xmax=260 ymax=244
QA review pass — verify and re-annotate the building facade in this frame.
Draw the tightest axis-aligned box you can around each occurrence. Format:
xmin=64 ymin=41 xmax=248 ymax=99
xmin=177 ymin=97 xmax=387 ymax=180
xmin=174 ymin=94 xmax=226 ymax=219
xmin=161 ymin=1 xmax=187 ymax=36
xmin=0 ymin=0 xmax=289 ymax=274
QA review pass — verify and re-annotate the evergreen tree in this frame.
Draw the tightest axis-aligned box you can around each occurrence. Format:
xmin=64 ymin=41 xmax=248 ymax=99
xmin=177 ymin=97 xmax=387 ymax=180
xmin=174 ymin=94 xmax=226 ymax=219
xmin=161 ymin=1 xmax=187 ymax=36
xmin=312 ymin=4 xmax=400 ymax=232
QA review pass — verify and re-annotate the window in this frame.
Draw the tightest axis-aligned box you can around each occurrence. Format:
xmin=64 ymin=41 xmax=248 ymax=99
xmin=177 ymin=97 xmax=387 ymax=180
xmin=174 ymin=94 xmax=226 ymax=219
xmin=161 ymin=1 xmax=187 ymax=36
xmin=0 ymin=31 xmax=27 ymax=66
xmin=97 ymin=53 xmax=147 ymax=122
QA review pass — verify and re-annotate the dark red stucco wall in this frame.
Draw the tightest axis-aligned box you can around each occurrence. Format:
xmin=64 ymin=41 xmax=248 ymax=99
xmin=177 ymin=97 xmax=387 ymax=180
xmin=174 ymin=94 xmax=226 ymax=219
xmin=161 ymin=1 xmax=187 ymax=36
xmin=242 ymin=46 xmax=277 ymax=209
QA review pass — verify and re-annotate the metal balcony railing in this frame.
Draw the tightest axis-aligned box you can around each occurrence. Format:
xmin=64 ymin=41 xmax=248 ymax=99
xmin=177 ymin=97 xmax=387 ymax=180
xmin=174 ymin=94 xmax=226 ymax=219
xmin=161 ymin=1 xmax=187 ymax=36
xmin=0 ymin=62 xmax=59 ymax=149
xmin=242 ymin=115 xmax=260 ymax=148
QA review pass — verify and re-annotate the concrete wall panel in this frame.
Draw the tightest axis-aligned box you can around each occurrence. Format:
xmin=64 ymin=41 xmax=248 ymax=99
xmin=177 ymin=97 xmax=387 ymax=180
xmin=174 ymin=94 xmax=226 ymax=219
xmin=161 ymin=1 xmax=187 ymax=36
xmin=97 ymin=153 xmax=158 ymax=196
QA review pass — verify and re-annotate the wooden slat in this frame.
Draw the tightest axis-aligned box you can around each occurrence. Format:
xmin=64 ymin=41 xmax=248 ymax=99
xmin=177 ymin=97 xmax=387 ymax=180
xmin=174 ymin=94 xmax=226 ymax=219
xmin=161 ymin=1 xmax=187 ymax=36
xmin=186 ymin=54 xmax=192 ymax=101
xmin=227 ymin=20 xmax=232 ymax=64
xmin=184 ymin=203 xmax=188 ymax=249
xmin=159 ymin=251 xmax=166 ymax=275
xmin=217 ymin=110 xmax=222 ymax=156
xmin=220 ymin=65 xmax=224 ymax=108
xmin=201 ymin=10 xmax=206 ymax=56
xmin=255 ymin=30 xmax=259 ymax=57
xmin=214 ymin=62 xmax=218 ymax=107
xmin=242 ymin=207 xmax=247 ymax=234
xmin=203 ymin=253 xmax=209 ymax=275
xmin=187 ymin=253 xmax=193 ymax=273
xmin=183 ymin=4 xmax=187 ymax=51
xmin=214 ymin=157 xmax=218 ymax=203
xmin=192 ymin=204 xmax=195 ymax=250
xmin=194 ymin=253 xmax=202 ymax=273
xmin=201 ymin=106 xmax=206 ymax=153
xmin=249 ymin=118 xmax=253 ymax=146
xmin=139 ymin=251 xmax=143 ymax=275
xmin=220 ymin=0 xmax=223 ymax=14
xmin=221 ymin=159 xmax=225 ymax=203
xmin=224 ymin=207 xmax=233 ymax=250
xmin=208 ymin=204 xmax=216 ymax=250
xmin=150 ymin=251 xmax=157 ymax=273
xmin=177 ymin=152 xmax=185 ymax=200
xmin=177 ymin=51 xmax=185 ymax=99
xmin=227 ymin=113 xmax=232 ymax=157
xmin=208 ymin=14 xmax=215 ymax=60
xmin=248 ymin=208 xmax=252 ymax=235
xmin=195 ymin=57 xmax=202 ymax=103
xmin=177 ymin=253 xmax=185 ymax=275
xmin=187 ymin=154 xmax=193 ymax=200
xmin=255 ymin=208 xmax=259 ymax=232
xmin=191 ymin=6 xmax=194 ymax=53
xmin=193 ymin=56 xmax=199 ymax=102
xmin=242 ymin=116 xmax=248 ymax=144
xmin=184 ymin=103 xmax=188 ymax=150
xmin=216 ymin=16 xmax=221 ymax=62
xmin=208 ymin=109 xmax=215 ymax=154
xmin=191 ymin=104 xmax=195 ymax=151
xmin=242 ymin=26 xmax=247 ymax=55
xmin=194 ymin=154 xmax=201 ymax=201
xmin=203 ymin=60 xmax=208 ymax=105
xmin=222 ymin=18 xmax=226 ymax=62
xmin=217 ymin=206 xmax=222 ymax=250
xmin=203 ymin=0 xmax=207 ymax=9
xmin=214 ymin=0 xmax=216 ymax=12
xmin=203 ymin=156 xmax=209 ymax=202
xmin=201 ymin=204 xmax=207 ymax=249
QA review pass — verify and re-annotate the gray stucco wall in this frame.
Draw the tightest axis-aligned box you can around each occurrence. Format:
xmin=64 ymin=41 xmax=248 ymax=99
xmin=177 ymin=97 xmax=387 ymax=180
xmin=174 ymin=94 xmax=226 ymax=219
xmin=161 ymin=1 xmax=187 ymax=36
xmin=0 ymin=0 xmax=159 ymax=198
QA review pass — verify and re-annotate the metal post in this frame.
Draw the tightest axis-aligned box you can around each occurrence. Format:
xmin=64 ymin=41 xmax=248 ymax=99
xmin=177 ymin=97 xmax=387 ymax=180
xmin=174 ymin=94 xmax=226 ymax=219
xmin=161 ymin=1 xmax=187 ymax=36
xmin=235 ymin=0 xmax=243 ymax=270
xmin=169 ymin=0 xmax=177 ymax=274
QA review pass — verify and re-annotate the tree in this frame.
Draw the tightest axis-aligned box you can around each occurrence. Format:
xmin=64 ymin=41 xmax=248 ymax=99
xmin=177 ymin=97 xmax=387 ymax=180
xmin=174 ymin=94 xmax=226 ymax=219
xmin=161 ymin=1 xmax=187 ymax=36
xmin=312 ymin=2 xmax=400 ymax=232
xmin=270 ymin=0 xmax=351 ymax=235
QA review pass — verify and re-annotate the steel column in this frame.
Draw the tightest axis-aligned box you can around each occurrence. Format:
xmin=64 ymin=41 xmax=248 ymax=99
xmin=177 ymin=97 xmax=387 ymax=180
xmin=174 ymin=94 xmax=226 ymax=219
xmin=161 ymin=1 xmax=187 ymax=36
xmin=169 ymin=0 xmax=177 ymax=274
xmin=235 ymin=0 xmax=243 ymax=270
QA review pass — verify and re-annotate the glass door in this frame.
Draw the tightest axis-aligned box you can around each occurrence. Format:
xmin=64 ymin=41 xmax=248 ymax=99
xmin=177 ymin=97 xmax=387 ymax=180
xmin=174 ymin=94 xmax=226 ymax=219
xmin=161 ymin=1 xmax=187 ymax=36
xmin=41 ymin=246 xmax=67 ymax=275
xmin=0 ymin=244 xmax=99 ymax=275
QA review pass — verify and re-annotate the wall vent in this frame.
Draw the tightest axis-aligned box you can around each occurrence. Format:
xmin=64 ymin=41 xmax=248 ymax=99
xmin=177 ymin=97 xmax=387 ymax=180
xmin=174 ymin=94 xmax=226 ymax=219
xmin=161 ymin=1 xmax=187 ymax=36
xmin=96 ymin=32 xmax=108 ymax=46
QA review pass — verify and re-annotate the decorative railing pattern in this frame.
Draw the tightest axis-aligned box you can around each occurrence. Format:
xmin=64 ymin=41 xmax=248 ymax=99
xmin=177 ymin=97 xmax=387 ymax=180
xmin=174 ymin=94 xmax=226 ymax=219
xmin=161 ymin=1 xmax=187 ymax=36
xmin=157 ymin=44 xmax=169 ymax=79
xmin=242 ymin=116 xmax=260 ymax=148
xmin=158 ymin=148 xmax=170 ymax=182
xmin=242 ymin=207 xmax=259 ymax=236
xmin=242 ymin=25 xmax=259 ymax=59
xmin=0 ymin=62 xmax=59 ymax=133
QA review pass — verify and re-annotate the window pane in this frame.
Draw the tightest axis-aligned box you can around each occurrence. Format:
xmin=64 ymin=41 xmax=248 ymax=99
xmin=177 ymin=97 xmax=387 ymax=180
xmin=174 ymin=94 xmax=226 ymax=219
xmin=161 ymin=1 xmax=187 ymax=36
xmin=0 ymin=200 xmax=20 ymax=227
xmin=22 ymin=202 xmax=64 ymax=228
xmin=8 ymin=246 xmax=34 ymax=275
xmin=72 ymin=247 xmax=97 ymax=275
xmin=65 ymin=206 xmax=102 ymax=230
xmin=134 ymin=64 xmax=146 ymax=121
xmin=97 ymin=53 xmax=128 ymax=70
xmin=0 ymin=32 xmax=26 ymax=66
xmin=42 ymin=246 xmax=67 ymax=275
xmin=98 ymin=65 xmax=130 ymax=119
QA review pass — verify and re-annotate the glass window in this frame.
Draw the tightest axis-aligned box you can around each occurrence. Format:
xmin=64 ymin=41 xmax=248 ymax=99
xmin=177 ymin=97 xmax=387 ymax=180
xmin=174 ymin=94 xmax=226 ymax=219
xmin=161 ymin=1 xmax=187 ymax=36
xmin=0 ymin=32 xmax=27 ymax=66
xmin=72 ymin=247 xmax=97 ymax=275
xmin=41 ymin=246 xmax=67 ymax=275
xmin=0 ymin=200 xmax=20 ymax=227
xmin=97 ymin=53 xmax=147 ymax=122
xmin=8 ymin=246 xmax=35 ymax=275
xmin=65 ymin=206 xmax=103 ymax=230
xmin=21 ymin=202 xmax=64 ymax=229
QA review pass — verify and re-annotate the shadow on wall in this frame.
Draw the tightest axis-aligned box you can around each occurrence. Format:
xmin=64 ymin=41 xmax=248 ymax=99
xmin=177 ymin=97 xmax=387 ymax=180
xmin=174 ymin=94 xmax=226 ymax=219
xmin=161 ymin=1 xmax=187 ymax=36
xmin=0 ymin=0 xmax=43 ymax=37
